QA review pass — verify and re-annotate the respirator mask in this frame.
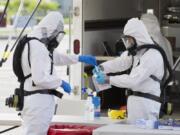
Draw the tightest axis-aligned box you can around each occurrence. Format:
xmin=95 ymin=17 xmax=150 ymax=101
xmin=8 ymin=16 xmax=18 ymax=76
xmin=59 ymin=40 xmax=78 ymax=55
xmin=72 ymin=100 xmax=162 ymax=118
xmin=46 ymin=31 xmax=65 ymax=52
xmin=121 ymin=35 xmax=137 ymax=56
xmin=41 ymin=27 xmax=65 ymax=52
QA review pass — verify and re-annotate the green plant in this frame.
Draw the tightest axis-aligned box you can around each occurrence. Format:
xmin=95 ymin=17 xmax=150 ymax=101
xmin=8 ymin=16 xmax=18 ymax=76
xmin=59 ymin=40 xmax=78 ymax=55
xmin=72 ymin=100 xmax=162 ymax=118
xmin=5 ymin=0 xmax=60 ymax=23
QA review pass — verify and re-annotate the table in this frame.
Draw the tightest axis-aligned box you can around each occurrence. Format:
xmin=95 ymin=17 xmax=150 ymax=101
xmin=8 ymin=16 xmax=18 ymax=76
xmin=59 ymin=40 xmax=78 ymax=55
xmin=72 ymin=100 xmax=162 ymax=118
xmin=1 ymin=114 xmax=180 ymax=135
xmin=52 ymin=115 xmax=120 ymax=126
xmin=0 ymin=113 xmax=21 ymax=126
xmin=0 ymin=113 xmax=119 ymax=126
xmin=93 ymin=124 xmax=180 ymax=135
xmin=0 ymin=114 xmax=120 ymax=134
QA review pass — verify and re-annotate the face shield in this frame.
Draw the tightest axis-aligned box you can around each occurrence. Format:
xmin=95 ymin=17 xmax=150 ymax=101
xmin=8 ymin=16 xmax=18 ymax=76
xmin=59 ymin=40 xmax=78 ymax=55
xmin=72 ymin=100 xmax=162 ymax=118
xmin=46 ymin=31 xmax=65 ymax=52
xmin=40 ymin=27 xmax=65 ymax=52
xmin=121 ymin=35 xmax=132 ymax=49
xmin=121 ymin=35 xmax=137 ymax=56
xmin=56 ymin=31 xmax=65 ymax=43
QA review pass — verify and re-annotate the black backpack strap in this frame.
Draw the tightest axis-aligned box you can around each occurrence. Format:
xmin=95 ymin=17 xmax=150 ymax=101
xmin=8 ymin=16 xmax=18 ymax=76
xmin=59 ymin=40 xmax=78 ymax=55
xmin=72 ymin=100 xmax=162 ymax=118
xmin=27 ymin=40 xmax=36 ymax=86
xmin=126 ymin=89 xmax=161 ymax=103
xmin=136 ymin=44 xmax=173 ymax=90
xmin=125 ymin=44 xmax=173 ymax=104
xmin=20 ymin=42 xmax=32 ymax=83
xmin=27 ymin=42 xmax=31 ymax=68
xmin=26 ymin=37 xmax=42 ymax=69
xmin=13 ymin=35 xmax=40 ymax=82
xmin=49 ymin=52 xmax=54 ymax=75
xmin=150 ymin=75 xmax=161 ymax=83
xmin=27 ymin=39 xmax=54 ymax=83
xmin=24 ymin=89 xmax=63 ymax=99
xmin=24 ymin=74 xmax=32 ymax=80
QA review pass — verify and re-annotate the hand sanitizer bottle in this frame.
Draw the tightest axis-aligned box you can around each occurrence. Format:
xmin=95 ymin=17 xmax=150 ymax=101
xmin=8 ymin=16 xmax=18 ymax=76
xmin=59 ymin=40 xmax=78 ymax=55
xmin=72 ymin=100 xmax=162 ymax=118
xmin=92 ymin=92 xmax=101 ymax=118
xmin=84 ymin=96 xmax=94 ymax=121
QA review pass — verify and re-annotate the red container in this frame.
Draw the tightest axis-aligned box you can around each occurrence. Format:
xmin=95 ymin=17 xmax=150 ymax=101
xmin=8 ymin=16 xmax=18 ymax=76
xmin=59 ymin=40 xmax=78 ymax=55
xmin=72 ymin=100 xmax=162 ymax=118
xmin=48 ymin=124 xmax=99 ymax=135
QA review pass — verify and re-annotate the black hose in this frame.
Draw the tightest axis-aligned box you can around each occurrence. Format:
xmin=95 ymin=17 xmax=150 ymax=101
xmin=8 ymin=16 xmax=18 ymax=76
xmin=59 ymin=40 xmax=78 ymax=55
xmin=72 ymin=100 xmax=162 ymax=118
xmin=0 ymin=125 xmax=20 ymax=134
xmin=10 ymin=0 xmax=42 ymax=52
xmin=173 ymin=56 xmax=180 ymax=71
xmin=0 ymin=0 xmax=10 ymax=25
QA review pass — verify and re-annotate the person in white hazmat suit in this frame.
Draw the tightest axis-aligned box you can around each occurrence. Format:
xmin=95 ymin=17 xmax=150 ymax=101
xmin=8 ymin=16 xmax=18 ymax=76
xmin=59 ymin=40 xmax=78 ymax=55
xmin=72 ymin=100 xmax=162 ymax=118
xmin=21 ymin=11 xmax=97 ymax=135
xmin=94 ymin=18 xmax=164 ymax=123
xmin=140 ymin=13 xmax=173 ymax=67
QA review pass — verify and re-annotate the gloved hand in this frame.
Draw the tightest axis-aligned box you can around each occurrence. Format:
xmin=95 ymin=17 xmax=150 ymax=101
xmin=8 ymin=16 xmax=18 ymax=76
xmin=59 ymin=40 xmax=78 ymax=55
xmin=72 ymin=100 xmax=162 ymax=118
xmin=60 ymin=80 xmax=72 ymax=94
xmin=93 ymin=66 xmax=106 ymax=84
xmin=93 ymin=65 xmax=103 ymax=75
xmin=79 ymin=55 xmax=97 ymax=66
xmin=95 ymin=72 xmax=106 ymax=84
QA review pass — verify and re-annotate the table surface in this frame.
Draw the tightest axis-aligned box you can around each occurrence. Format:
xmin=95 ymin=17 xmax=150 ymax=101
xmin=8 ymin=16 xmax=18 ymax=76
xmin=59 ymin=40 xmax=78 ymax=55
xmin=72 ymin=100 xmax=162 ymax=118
xmin=1 ymin=114 xmax=180 ymax=135
xmin=93 ymin=124 xmax=180 ymax=135
xmin=0 ymin=114 xmax=121 ymax=134
xmin=0 ymin=113 xmax=120 ymax=126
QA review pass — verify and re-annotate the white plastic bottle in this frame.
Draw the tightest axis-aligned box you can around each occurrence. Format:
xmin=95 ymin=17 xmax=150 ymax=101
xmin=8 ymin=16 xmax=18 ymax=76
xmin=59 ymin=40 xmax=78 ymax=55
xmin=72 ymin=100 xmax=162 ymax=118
xmin=84 ymin=96 xmax=94 ymax=121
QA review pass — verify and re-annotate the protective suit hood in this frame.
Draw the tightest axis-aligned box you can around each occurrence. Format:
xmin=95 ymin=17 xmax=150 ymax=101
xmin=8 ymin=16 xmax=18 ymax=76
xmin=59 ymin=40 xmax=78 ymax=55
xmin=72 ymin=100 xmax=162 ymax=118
xmin=29 ymin=11 xmax=64 ymax=41
xmin=123 ymin=18 xmax=154 ymax=47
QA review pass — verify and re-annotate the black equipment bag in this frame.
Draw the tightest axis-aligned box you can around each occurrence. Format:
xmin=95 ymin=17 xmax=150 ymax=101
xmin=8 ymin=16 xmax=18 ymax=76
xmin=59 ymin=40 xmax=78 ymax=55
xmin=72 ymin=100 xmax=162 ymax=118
xmin=11 ymin=35 xmax=39 ymax=111
xmin=13 ymin=35 xmax=38 ymax=82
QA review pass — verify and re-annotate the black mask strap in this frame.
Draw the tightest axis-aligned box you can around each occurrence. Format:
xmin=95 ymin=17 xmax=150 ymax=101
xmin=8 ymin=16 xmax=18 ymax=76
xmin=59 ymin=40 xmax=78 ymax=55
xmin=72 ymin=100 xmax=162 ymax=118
xmin=127 ymin=43 xmax=137 ymax=56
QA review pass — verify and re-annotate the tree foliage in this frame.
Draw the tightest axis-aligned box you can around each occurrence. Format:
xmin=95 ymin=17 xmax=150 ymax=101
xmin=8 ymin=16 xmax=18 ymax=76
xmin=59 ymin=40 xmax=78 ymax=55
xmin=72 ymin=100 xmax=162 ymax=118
xmin=7 ymin=0 xmax=60 ymax=16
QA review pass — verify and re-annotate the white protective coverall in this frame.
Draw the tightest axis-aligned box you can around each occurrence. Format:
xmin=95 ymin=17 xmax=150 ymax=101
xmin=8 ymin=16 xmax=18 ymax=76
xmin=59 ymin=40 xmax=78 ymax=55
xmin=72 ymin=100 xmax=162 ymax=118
xmin=141 ymin=13 xmax=173 ymax=67
xmin=21 ymin=12 xmax=79 ymax=135
xmin=101 ymin=18 xmax=164 ymax=123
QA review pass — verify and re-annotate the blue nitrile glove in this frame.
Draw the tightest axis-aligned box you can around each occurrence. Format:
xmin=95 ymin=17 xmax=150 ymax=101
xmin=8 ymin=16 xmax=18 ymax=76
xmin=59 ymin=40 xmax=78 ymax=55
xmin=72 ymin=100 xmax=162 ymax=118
xmin=93 ymin=66 xmax=106 ymax=84
xmin=79 ymin=55 xmax=97 ymax=66
xmin=60 ymin=80 xmax=72 ymax=94
xmin=96 ymin=72 xmax=106 ymax=84
xmin=93 ymin=66 xmax=103 ymax=75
